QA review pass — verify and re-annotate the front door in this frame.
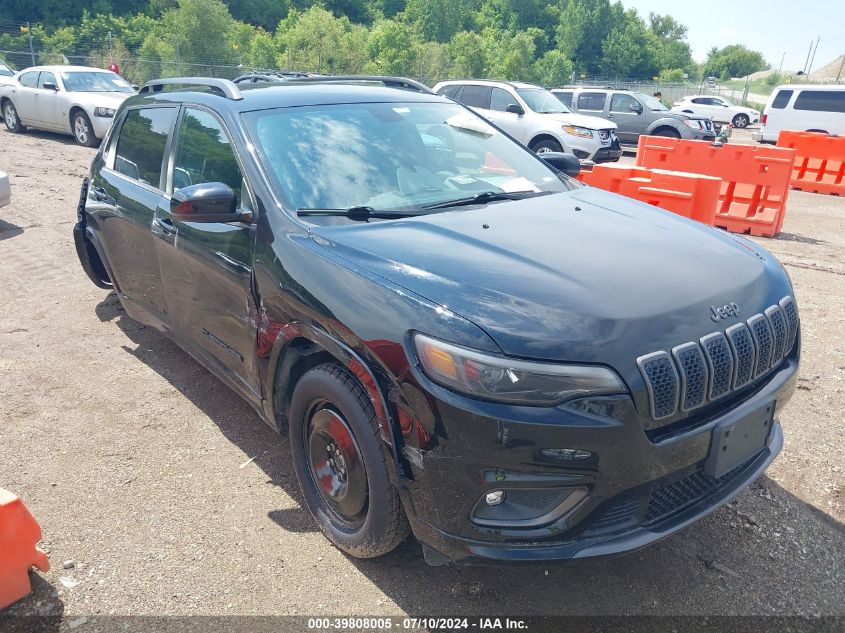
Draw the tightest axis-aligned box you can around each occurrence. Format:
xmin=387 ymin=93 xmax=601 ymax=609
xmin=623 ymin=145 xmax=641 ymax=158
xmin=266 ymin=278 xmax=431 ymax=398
xmin=485 ymin=87 xmax=526 ymax=142
xmin=153 ymin=106 xmax=261 ymax=399
xmin=608 ymin=92 xmax=644 ymax=144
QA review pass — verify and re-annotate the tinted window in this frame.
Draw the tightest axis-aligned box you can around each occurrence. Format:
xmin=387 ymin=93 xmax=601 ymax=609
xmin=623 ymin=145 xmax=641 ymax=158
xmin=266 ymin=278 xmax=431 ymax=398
xmin=438 ymin=84 xmax=460 ymax=98
xmin=691 ymin=97 xmax=709 ymax=104
xmin=552 ymin=91 xmax=573 ymax=107
xmin=610 ymin=93 xmax=639 ymax=113
xmin=173 ymin=108 xmax=242 ymax=203
xmin=37 ymin=71 xmax=56 ymax=89
xmin=114 ymin=108 xmax=176 ymax=187
xmin=490 ymin=87 xmax=516 ymax=112
xmin=578 ymin=92 xmax=606 ymax=111
xmin=771 ymin=90 xmax=793 ymax=109
xmin=458 ymin=85 xmax=492 ymax=109
xmin=793 ymin=90 xmax=845 ymax=114
xmin=18 ymin=71 xmax=38 ymax=88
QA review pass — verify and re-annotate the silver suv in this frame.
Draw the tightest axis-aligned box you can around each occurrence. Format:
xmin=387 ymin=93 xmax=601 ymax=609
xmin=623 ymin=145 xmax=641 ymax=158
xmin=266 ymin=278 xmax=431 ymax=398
xmin=552 ymin=88 xmax=715 ymax=146
xmin=433 ymin=80 xmax=621 ymax=163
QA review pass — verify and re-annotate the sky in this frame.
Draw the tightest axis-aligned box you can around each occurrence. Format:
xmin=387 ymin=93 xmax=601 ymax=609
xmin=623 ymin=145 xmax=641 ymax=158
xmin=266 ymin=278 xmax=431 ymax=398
xmin=619 ymin=0 xmax=845 ymax=73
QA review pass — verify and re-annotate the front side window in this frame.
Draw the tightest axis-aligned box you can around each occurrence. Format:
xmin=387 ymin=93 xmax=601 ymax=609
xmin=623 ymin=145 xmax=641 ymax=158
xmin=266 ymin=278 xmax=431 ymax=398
xmin=793 ymin=90 xmax=845 ymax=114
xmin=636 ymin=93 xmax=668 ymax=111
xmin=114 ymin=108 xmax=177 ymax=187
xmin=243 ymin=102 xmax=576 ymax=216
xmin=61 ymin=71 xmax=133 ymax=93
xmin=37 ymin=71 xmax=56 ymax=89
xmin=173 ymin=108 xmax=242 ymax=204
xmin=489 ymin=87 xmax=517 ymax=112
xmin=610 ymin=93 xmax=639 ymax=113
xmin=771 ymin=90 xmax=793 ymax=109
xmin=18 ymin=71 xmax=38 ymax=88
xmin=577 ymin=92 xmax=607 ymax=112
xmin=518 ymin=88 xmax=571 ymax=113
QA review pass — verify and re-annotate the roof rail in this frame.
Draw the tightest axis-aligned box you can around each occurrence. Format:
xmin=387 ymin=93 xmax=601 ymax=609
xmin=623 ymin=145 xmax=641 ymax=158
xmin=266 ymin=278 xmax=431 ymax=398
xmin=282 ymin=75 xmax=433 ymax=94
xmin=139 ymin=77 xmax=243 ymax=100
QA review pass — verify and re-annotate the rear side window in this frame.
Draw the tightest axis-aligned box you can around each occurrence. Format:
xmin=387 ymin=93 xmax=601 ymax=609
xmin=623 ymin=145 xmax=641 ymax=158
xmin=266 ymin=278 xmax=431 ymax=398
xmin=578 ymin=92 xmax=606 ymax=111
xmin=771 ymin=90 xmax=793 ymax=109
xmin=173 ymin=108 xmax=242 ymax=204
xmin=553 ymin=91 xmax=573 ymax=107
xmin=458 ymin=85 xmax=492 ymax=109
xmin=114 ymin=108 xmax=176 ymax=188
xmin=18 ymin=71 xmax=38 ymax=87
xmin=793 ymin=90 xmax=845 ymax=114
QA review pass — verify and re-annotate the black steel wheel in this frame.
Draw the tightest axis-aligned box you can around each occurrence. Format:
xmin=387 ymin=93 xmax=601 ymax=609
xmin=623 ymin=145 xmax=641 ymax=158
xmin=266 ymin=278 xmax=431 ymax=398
xmin=289 ymin=363 xmax=409 ymax=558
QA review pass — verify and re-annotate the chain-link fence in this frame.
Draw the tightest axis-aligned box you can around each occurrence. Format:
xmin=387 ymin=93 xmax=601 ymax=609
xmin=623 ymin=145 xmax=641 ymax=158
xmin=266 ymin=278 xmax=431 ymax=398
xmin=567 ymin=77 xmax=760 ymax=108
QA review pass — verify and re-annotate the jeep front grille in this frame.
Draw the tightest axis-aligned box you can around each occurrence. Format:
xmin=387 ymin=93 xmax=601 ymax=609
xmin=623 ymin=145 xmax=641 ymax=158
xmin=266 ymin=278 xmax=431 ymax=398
xmin=637 ymin=296 xmax=798 ymax=421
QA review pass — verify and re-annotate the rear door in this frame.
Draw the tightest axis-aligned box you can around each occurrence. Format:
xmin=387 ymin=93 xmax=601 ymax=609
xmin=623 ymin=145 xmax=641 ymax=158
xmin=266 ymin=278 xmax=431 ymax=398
xmin=92 ymin=106 xmax=178 ymax=324
xmin=576 ymin=91 xmax=608 ymax=118
xmin=153 ymin=105 xmax=261 ymax=399
xmin=11 ymin=70 xmax=40 ymax=124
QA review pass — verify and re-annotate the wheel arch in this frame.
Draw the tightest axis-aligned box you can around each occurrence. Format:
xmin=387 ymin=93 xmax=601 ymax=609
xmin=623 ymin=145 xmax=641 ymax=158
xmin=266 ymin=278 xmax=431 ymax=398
xmin=528 ymin=133 xmax=567 ymax=152
xmin=646 ymin=118 xmax=684 ymax=135
xmin=68 ymin=105 xmax=87 ymax=133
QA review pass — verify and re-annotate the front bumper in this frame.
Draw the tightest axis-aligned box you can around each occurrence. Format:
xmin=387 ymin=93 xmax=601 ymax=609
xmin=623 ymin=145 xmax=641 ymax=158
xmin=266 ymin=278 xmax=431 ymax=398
xmin=90 ymin=114 xmax=116 ymax=140
xmin=401 ymin=355 xmax=797 ymax=564
xmin=570 ymin=133 xmax=621 ymax=163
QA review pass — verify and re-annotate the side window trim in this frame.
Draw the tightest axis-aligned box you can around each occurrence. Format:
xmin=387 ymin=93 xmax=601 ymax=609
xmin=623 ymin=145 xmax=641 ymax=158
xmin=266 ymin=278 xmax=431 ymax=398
xmin=104 ymin=105 xmax=178 ymax=194
xmin=166 ymin=104 xmax=256 ymax=214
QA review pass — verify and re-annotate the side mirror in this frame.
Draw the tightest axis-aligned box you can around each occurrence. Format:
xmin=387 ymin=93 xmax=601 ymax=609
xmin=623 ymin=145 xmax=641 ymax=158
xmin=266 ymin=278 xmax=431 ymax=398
xmin=629 ymin=102 xmax=643 ymax=114
xmin=171 ymin=182 xmax=242 ymax=222
xmin=506 ymin=103 xmax=525 ymax=116
xmin=42 ymin=82 xmax=58 ymax=91
xmin=539 ymin=151 xmax=580 ymax=178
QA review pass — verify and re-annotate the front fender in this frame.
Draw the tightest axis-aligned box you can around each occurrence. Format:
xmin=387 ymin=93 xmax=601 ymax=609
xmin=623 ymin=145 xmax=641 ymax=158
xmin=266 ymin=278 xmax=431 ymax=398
xmin=645 ymin=117 xmax=685 ymax=134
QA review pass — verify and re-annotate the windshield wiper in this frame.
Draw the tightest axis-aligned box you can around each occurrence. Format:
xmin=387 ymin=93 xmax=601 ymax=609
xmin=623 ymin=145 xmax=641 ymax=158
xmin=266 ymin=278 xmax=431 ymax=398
xmin=421 ymin=190 xmax=552 ymax=210
xmin=297 ymin=206 xmax=420 ymax=221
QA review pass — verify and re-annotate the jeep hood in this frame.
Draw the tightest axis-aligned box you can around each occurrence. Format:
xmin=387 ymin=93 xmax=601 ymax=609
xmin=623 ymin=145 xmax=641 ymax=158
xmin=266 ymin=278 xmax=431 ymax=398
xmin=544 ymin=112 xmax=618 ymax=131
xmin=309 ymin=188 xmax=790 ymax=369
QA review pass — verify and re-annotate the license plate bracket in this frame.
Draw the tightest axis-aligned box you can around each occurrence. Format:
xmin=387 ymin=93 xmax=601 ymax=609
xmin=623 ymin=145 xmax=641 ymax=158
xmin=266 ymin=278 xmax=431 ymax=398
xmin=704 ymin=403 xmax=774 ymax=479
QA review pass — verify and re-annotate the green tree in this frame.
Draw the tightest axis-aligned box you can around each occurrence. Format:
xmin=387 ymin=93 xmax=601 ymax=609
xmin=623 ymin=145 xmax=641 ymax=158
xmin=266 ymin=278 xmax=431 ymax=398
xmin=365 ymin=18 xmax=418 ymax=75
xmin=703 ymin=45 xmax=767 ymax=79
xmin=534 ymin=49 xmax=573 ymax=87
xmin=160 ymin=0 xmax=238 ymax=71
xmin=448 ymin=30 xmax=488 ymax=78
xmin=404 ymin=0 xmax=473 ymax=43
xmin=600 ymin=9 xmax=655 ymax=78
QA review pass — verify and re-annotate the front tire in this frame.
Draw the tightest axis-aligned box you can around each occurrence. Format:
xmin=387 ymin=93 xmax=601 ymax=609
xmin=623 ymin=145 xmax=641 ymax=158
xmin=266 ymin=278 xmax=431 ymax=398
xmin=72 ymin=110 xmax=97 ymax=147
xmin=530 ymin=138 xmax=564 ymax=154
xmin=289 ymin=363 xmax=409 ymax=558
xmin=653 ymin=127 xmax=681 ymax=138
xmin=732 ymin=113 xmax=750 ymax=128
xmin=3 ymin=101 xmax=25 ymax=133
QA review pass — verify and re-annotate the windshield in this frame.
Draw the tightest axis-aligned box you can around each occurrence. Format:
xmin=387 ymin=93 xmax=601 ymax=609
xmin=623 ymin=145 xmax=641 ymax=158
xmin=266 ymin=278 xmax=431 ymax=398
xmin=0 ymin=62 xmax=12 ymax=77
xmin=636 ymin=93 xmax=668 ymax=111
xmin=243 ymin=102 xmax=576 ymax=217
xmin=60 ymin=71 xmax=134 ymax=93
xmin=516 ymin=89 xmax=572 ymax=114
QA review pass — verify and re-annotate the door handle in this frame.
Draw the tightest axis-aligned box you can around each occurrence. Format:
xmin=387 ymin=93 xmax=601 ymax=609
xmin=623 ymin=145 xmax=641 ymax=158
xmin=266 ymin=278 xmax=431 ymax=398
xmin=153 ymin=216 xmax=177 ymax=236
xmin=91 ymin=186 xmax=109 ymax=202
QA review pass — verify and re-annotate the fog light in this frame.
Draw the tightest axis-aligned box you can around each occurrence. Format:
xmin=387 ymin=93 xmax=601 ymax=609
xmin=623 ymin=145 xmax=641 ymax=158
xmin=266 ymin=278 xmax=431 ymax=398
xmin=485 ymin=490 xmax=505 ymax=506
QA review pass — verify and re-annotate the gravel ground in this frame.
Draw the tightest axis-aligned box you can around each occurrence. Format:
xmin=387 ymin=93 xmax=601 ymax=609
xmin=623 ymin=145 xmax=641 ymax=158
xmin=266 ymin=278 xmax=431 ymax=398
xmin=0 ymin=126 xmax=843 ymax=620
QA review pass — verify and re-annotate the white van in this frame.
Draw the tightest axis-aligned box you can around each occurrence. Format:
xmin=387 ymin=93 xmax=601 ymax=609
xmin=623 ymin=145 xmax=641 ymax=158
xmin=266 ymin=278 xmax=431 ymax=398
xmin=754 ymin=84 xmax=845 ymax=143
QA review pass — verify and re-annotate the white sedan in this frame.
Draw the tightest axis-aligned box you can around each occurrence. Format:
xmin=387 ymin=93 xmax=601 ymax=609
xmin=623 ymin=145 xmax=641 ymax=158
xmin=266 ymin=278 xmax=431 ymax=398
xmin=0 ymin=65 xmax=134 ymax=146
xmin=671 ymin=95 xmax=760 ymax=128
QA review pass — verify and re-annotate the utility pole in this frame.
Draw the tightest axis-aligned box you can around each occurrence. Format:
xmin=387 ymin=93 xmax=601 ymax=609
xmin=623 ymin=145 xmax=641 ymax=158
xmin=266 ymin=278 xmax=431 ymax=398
xmin=802 ymin=40 xmax=813 ymax=74
xmin=836 ymin=53 xmax=845 ymax=83
xmin=807 ymin=37 xmax=821 ymax=76
xmin=777 ymin=52 xmax=785 ymax=76
xmin=26 ymin=21 xmax=35 ymax=66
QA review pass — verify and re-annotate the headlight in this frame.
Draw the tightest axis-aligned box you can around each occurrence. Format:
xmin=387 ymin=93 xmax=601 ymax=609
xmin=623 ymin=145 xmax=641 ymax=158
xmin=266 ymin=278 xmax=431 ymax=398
xmin=94 ymin=107 xmax=115 ymax=118
xmin=413 ymin=333 xmax=626 ymax=406
xmin=683 ymin=119 xmax=702 ymax=129
xmin=562 ymin=125 xmax=593 ymax=139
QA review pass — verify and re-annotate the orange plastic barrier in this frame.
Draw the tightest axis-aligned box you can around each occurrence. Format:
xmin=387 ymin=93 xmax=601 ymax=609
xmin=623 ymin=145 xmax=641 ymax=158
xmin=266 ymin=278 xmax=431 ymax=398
xmin=636 ymin=136 xmax=797 ymax=237
xmin=0 ymin=488 xmax=50 ymax=610
xmin=577 ymin=164 xmax=720 ymax=225
xmin=777 ymin=130 xmax=845 ymax=196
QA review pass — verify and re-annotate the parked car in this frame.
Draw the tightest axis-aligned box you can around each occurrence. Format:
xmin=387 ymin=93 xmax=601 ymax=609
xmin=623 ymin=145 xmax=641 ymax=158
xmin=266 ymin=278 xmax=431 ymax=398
xmin=671 ymin=95 xmax=760 ymax=128
xmin=0 ymin=170 xmax=10 ymax=209
xmin=0 ymin=65 xmax=135 ymax=146
xmin=75 ymin=75 xmax=799 ymax=565
xmin=433 ymin=79 xmax=621 ymax=162
xmin=753 ymin=84 xmax=845 ymax=143
xmin=551 ymin=87 xmax=716 ymax=146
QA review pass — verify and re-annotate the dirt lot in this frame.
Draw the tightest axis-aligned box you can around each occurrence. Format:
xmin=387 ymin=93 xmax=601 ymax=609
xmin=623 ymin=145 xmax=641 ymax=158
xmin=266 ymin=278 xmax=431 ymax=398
xmin=0 ymin=127 xmax=843 ymax=620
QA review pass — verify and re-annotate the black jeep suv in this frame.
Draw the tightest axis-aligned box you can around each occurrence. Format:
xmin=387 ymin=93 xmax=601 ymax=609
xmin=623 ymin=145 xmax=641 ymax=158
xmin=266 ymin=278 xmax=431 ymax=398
xmin=74 ymin=75 xmax=800 ymax=564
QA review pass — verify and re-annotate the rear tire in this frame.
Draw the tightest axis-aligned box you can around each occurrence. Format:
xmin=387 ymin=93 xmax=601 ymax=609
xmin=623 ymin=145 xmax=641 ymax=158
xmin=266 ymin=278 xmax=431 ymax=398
xmin=530 ymin=138 xmax=564 ymax=154
xmin=72 ymin=110 xmax=97 ymax=147
xmin=289 ymin=363 xmax=409 ymax=558
xmin=3 ymin=101 xmax=25 ymax=133
xmin=732 ymin=113 xmax=750 ymax=128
